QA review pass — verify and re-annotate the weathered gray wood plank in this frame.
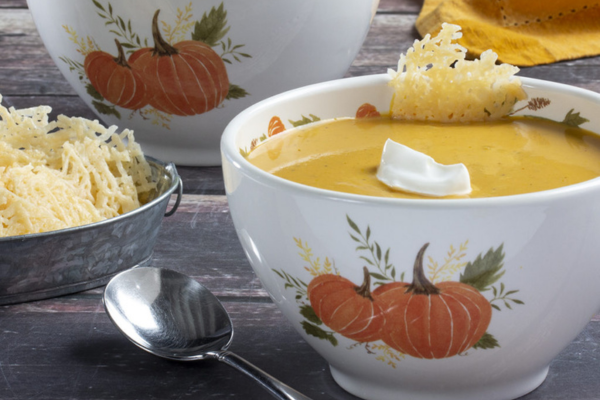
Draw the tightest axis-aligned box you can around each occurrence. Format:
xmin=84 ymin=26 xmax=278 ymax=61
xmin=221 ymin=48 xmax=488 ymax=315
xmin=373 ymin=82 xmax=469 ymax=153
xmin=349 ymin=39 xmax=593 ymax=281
xmin=1 ymin=300 xmax=600 ymax=400
xmin=0 ymin=302 xmax=341 ymax=400
xmin=150 ymin=195 xmax=265 ymax=298
xmin=378 ymin=0 xmax=423 ymax=13
xmin=0 ymin=0 xmax=26 ymax=8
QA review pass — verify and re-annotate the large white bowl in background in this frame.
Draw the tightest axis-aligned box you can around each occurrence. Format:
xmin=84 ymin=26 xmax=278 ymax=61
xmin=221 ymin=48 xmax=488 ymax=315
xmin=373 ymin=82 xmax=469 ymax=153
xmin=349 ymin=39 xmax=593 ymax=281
xmin=221 ymin=74 xmax=600 ymax=400
xmin=27 ymin=0 xmax=378 ymax=165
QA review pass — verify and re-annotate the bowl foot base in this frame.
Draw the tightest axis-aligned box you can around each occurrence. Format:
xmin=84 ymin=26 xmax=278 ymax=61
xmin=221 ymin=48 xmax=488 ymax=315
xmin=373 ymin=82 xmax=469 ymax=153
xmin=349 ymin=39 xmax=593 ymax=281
xmin=329 ymin=364 xmax=549 ymax=400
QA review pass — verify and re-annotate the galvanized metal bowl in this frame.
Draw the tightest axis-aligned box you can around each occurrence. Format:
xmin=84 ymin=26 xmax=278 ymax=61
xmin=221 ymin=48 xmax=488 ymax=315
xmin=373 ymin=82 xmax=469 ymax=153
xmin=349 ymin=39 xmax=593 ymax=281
xmin=0 ymin=157 xmax=181 ymax=305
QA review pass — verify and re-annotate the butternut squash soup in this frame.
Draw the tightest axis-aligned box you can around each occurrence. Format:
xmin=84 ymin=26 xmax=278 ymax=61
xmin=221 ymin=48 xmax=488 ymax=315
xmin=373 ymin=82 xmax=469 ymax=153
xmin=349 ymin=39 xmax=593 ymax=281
xmin=247 ymin=117 xmax=600 ymax=199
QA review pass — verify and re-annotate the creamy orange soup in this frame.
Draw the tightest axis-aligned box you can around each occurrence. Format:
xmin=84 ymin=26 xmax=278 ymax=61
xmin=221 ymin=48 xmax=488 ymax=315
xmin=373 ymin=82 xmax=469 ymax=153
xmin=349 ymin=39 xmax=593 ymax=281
xmin=247 ymin=117 xmax=600 ymax=199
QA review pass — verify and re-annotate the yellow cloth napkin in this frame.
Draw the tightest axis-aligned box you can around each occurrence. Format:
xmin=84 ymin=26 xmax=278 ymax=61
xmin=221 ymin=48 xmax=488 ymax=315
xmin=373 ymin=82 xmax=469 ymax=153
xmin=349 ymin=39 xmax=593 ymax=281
xmin=416 ymin=0 xmax=600 ymax=66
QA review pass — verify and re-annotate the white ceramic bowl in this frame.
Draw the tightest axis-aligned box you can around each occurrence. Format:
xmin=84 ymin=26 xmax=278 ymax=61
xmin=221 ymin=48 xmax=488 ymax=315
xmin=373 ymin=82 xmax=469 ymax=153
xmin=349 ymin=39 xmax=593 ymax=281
xmin=27 ymin=0 xmax=378 ymax=165
xmin=221 ymin=74 xmax=600 ymax=400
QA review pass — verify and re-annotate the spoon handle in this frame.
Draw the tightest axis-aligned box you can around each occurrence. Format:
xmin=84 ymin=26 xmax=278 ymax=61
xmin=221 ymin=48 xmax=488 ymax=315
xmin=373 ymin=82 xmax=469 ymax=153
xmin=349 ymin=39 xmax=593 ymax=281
xmin=216 ymin=351 xmax=314 ymax=400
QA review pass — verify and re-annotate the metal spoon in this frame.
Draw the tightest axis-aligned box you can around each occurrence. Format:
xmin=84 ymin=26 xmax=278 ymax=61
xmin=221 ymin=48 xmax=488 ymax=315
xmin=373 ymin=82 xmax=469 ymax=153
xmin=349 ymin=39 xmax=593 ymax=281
xmin=103 ymin=266 xmax=312 ymax=400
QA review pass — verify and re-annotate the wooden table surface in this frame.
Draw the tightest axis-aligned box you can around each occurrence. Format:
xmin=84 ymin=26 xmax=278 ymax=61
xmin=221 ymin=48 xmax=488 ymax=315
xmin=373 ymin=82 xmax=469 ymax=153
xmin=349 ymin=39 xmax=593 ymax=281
xmin=2 ymin=1 xmax=600 ymax=399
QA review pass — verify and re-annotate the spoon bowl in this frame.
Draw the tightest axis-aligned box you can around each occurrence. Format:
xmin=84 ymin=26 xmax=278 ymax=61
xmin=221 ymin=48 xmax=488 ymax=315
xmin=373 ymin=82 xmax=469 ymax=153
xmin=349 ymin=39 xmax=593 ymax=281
xmin=103 ymin=267 xmax=312 ymax=400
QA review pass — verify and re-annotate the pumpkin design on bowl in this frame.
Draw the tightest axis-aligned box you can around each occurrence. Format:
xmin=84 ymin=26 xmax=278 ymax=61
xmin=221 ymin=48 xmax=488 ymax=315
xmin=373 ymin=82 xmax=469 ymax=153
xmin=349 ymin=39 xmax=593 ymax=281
xmin=61 ymin=1 xmax=250 ymax=128
xmin=127 ymin=10 xmax=230 ymax=116
xmin=84 ymin=39 xmax=148 ymax=110
xmin=239 ymin=114 xmax=321 ymax=157
xmin=274 ymin=215 xmax=524 ymax=366
xmin=308 ymin=267 xmax=385 ymax=343
xmin=372 ymin=243 xmax=492 ymax=359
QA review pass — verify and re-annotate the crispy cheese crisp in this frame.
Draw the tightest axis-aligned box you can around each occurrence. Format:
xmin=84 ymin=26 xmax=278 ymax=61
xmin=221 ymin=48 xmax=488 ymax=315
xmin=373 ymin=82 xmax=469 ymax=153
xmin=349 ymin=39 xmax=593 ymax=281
xmin=388 ymin=23 xmax=527 ymax=122
xmin=0 ymin=97 xmax=156 ymax=237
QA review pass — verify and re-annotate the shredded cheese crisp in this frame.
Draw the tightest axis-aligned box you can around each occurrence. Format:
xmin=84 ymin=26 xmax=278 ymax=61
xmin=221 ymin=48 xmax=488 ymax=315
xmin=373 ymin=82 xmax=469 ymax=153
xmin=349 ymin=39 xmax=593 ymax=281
xmin=388 ymin=23 xmax=527 ymax=122
xmin=0 ymin=96 xmax=156 ymax=237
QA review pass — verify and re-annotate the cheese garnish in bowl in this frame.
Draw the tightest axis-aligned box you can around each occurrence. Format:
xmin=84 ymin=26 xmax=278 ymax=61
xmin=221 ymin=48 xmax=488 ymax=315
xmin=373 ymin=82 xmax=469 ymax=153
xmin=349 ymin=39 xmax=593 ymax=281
xmin=388 ymin=23 xmax=527 ymax=123
xmin=0 ymin=97 xmax=156 ymax=237
xmin=377 ymin=23 xmax=527 ymax=197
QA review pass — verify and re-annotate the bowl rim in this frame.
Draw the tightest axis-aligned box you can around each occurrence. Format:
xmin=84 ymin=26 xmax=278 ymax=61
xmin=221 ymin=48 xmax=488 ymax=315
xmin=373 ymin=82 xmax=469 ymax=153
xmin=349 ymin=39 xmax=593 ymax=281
xmin=0 ymin=156 xmax=180 ymax=242
xmin=221 ymin=74 xmax=600 ymax=208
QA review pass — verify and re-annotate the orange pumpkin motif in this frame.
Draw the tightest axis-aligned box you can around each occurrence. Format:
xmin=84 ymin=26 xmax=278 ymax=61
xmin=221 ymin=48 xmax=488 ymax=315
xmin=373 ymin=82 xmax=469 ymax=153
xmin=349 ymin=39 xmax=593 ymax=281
xmin=84 ymin=39 xmax=148 ymax=110
xmin=374 ymin=243 xmax=492 ymax=359
xmin=129 ymin=10 xmax=230 ymax=116
xmin=308 ymin=267 xmax=384 ymax=342
xmin=268 ymin=116 xmax=286 ymax=137
xmin=356 ymin=103 xmax=380 ymax=118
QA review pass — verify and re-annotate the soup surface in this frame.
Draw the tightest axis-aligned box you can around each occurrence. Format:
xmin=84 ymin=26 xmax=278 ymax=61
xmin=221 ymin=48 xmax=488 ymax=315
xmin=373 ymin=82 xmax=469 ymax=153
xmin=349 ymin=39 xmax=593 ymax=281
xmin=247 ymin=117 xmax=600 ymax=199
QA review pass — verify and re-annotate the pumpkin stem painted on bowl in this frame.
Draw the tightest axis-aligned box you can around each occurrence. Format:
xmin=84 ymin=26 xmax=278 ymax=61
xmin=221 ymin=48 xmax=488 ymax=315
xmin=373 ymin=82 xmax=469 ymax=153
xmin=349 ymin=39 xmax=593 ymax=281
xmin=151 ymin=10 xmax=178 ymax=57
xmin=354 ymin=266 xmax=374 ymax=300
xmin=113 ymin=39 xmax=130 ymax=68
xmin=405 ymin=243 xmax=441 ymax=295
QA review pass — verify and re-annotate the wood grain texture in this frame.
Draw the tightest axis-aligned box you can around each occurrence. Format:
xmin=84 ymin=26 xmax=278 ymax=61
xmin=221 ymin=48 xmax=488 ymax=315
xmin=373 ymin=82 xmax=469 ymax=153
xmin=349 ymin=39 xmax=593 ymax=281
xmin=0 ymin=0 xmax=26 ymax=8
xmin=0 ymin=302 xmax=339 ymax=400
xmin=1 ymin=301 xmax=600 ymax=400
xmin=152 ymin=196 xmax=265 ymax=298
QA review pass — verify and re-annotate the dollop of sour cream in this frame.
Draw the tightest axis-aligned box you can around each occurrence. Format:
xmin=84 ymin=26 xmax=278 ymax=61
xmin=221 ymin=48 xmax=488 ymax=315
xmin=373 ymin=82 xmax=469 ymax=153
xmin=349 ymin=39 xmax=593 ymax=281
xmin=376 ymin=139 xmax=472 ymax=197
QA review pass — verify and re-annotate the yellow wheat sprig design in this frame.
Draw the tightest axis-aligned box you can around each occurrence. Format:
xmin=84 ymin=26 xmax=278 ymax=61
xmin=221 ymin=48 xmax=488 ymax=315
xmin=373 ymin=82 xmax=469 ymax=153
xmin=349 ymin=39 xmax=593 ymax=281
xmin=162 ymin=2 xmax=195 ymax=43
xmin=428 ymin=240 xmax=469 ymax=284
xmin=371 ymin=344 xmax=405 ymax=369
xmin=141 ymin=108 xmax=172 ymax=130
xmin=294 ymin=237 xmax=335 ymax=276
xmin=63 ymin=25 xmax=99 ymax=56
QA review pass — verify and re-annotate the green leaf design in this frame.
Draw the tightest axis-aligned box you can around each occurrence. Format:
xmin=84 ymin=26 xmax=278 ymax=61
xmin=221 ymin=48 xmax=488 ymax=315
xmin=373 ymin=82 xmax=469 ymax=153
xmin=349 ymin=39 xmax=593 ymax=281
xmin=460 ymin=245 xmax=505 ymax=292
xmin=346 ymin=215 xmax=397 ymax=284
xmin=472 ymin=332 xmax=500 ymax=350
xmin=59 ymin=56 xmax=85 ymax=73
xmin=86 ymin=84 xmax=103 ymax=101
xmin=369 ymin=272 xmax=390 ymax=281
xmin=562 ymin=109 xmax=589 ymax=127
xmin=359 ymin=256 xmax=374 ymax=266
xmin=272 ymin=269 xmax=285 ymax=279
xmin=300 ymin=305 xmax=322 ymax=325
xmin=301 ymin=321 xmax=337 ymax=346
xmin=92 ymin=0 xmax=105 ymax=12
xmin=289 ymin=114 xmax=321 ymax=127
xmin=226 ymin=84 xmax=249 ymax=100
xmin=239 ymin=147 xmax=250 ymax=158
xmin=192 ymin=2 xmax=230 ymax=47
xmin=92 ymin=100 xmax=121 ymax=119
xmin=346 ymin=215 xmax=361 ymax=234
